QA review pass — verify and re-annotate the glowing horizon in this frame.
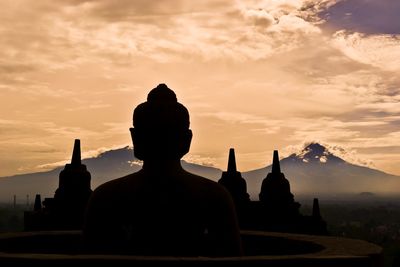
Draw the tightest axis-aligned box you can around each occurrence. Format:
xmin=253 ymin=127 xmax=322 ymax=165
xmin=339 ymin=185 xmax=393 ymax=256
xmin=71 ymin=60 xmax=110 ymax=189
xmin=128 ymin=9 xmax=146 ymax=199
xmin=1 ymin=0 xmax=400 ymax=177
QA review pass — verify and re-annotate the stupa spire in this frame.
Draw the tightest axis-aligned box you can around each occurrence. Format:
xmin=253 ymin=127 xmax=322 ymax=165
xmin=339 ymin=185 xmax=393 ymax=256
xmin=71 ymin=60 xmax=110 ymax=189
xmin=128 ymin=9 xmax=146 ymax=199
xmin=312 ymin=198 xmax=321 ymax=218
xmin=272 ymin=150 xmax=281 ymax=174
xmin=218 ymin=148 xmax=250 ymax=207
xmin=71 ymin=139 xmax=81 ymax=165
xmin=34 ymin=194 xmax=42 ymax=211
xmin=227 ymin=148 xmax=237 ymax=173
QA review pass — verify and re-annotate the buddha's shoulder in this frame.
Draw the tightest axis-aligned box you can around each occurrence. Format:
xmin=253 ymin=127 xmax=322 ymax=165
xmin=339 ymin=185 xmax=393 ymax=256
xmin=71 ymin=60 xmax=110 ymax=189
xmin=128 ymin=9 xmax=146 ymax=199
xmin=182 ymin=171 xmax=230 ymax=198
xmin=92 ymin=171 xmax=144 ymax=196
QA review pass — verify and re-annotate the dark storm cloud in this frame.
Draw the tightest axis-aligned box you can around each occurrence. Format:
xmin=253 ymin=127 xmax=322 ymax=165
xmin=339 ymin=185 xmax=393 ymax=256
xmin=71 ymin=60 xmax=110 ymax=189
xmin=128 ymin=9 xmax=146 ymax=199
xmin=320 ymin=0 xmax=400 ymax=34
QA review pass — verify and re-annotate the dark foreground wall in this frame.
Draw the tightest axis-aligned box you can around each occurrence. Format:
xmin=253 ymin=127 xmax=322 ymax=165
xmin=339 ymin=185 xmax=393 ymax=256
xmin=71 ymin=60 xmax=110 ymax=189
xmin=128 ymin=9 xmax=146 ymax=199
xmin=0 ymin=231 xmax=382 ymax=267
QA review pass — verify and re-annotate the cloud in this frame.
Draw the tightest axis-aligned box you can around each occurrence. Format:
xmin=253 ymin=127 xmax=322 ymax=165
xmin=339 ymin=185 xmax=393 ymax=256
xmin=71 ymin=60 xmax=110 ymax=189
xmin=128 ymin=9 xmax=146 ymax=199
xmin=1 ymin=0 xmax=395 ymax=74
xmin=0 ymin=0 xmax=330 ymax=70
xmin=242 ymin=8 xmax=275 ymax=28
xmin=352 ymin=132 xmax=400 ymax=148
xmin=183 ymin=154 xmax=217 ymax=167
xmin=282 ymin=141 xmax=375 ymax=168
xmin=357 ymin=102 xmax=400 ymax=114
xmin=0 ymin=0 xmax=355 ymax=96
xmin=0 ymin=62 xmax=36 ymax=74
xmin=332 ymin=31 xmax=400 ymax=72
xmin=199 ymin=111 xmax=283 ymax=134
xmin=66 ymin=103 xmax=111 ymax=111
xmin=323 ymin=142 xmax=375 ymax=168
xmin=0 ymin=118 xmax=106 ymax=175
xmin=1 ymin=0 xmax=400 ymax=177
xmin=195 ymin=108 xmax=399 ymax=170
xmin=35 ymin=144 xmax=131 ymax=171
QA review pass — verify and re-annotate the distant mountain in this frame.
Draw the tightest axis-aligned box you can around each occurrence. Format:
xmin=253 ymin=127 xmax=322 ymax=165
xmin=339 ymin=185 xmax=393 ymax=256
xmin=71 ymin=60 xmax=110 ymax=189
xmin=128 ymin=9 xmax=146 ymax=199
xmin=243 ymin=143 xmax=400 ymax=197
xmin=0 ymin=147 xmax=222 ymax=202
xmin=0 ymin=143 xmax=399 ymax=203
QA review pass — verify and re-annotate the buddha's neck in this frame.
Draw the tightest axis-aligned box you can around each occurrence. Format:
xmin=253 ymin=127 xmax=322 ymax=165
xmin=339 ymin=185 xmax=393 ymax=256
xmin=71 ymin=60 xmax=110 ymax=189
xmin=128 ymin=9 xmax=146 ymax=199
xmin=142 ymin=159 xmax=183 ymax=175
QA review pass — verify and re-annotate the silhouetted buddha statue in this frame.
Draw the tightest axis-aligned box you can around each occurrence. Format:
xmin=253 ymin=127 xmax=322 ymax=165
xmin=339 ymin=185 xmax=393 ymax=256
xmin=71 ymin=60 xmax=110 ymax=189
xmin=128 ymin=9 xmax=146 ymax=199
xmin=83 ymin=84 xmax=242 ymax=256
xmin=259 ymin=150 xmax=299 ymax=215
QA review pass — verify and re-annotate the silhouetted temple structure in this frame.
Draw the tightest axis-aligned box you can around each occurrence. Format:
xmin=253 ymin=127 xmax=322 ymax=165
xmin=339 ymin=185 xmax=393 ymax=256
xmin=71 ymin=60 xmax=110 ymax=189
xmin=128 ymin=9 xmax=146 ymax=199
xmin=24 ymin=139 xmax=92 ymax=230
xmin=218 ymin=148 xmax=250 ymax=227
xmin=219 ymin=149 xmax=327 ymax=235
xmin=218 ymin=148 xmax=250 ymax=205
xmin=14 ymin=83 xmax=383 ymax=264
xmin=23 ymin=84 xmax=326 ymax=237
xmin=33 ymin=194 xmax=41 ymax=211
xmin=259 ymin=150 xmax=300 ymax=217
xmin=24 ymin=141 xmax=327 ymax=235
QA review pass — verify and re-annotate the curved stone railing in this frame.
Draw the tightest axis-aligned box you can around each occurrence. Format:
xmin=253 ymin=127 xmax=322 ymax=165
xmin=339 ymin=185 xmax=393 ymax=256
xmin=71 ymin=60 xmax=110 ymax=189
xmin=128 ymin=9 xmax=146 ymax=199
xmin=0 ymin=230 xmax=382 ymax=266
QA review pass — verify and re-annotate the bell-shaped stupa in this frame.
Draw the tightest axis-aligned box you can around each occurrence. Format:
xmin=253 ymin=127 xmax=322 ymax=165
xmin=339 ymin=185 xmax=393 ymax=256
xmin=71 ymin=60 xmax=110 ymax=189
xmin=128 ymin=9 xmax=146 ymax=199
xmin=218 ymin=148 xmax=250 ymax=205
xmin=25 ymin=139 xmax=92 ymax=231
xmin=53 ymin=139 xmax=92 ymax=211
xmin=259 ymin=150 xmax=299 ymax=215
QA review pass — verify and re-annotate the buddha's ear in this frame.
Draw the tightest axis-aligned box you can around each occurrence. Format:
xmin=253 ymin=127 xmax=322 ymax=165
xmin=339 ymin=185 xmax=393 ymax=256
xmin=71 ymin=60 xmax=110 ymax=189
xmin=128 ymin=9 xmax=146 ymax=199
xmin=178 ymin=129 xmax=192 ymax=158
xmin=130 ymin=128 xmax=135 ymax=144
xmin=130 ymin=127 xmax=145 ymax=160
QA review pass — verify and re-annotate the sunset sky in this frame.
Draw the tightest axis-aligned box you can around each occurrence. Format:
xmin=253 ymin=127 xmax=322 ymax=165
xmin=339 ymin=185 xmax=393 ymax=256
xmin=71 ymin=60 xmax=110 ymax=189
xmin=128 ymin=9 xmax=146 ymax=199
xmin=1 ymin=0 xmax=400 ymax=177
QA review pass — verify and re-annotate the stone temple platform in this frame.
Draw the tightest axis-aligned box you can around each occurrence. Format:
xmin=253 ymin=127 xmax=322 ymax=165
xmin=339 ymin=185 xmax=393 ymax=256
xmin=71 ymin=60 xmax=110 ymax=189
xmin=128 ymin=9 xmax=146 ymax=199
xmin=0 ymin=231 xmax=382 ymax=266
